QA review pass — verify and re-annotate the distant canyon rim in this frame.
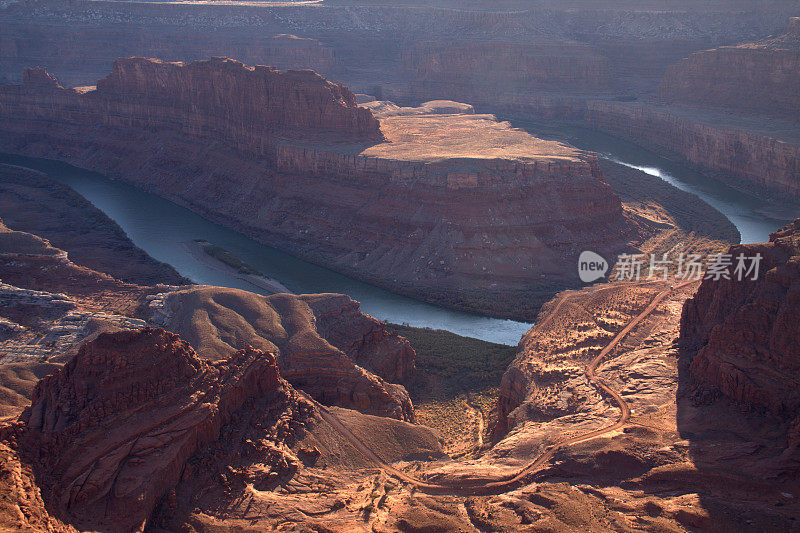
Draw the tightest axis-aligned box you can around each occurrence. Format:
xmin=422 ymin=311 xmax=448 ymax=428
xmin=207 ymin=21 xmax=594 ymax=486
xmin=0 ymin=0 xmax=799 ymax=531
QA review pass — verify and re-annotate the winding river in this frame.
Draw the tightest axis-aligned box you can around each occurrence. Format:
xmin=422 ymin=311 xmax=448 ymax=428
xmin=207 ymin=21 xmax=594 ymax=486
xmin=1 ymin=125 xmax=792 ymax=345
xmin=1 ymin=153 xmax=534 ymax=345
xmin=509 ymin=118 xmax=795 ymax=244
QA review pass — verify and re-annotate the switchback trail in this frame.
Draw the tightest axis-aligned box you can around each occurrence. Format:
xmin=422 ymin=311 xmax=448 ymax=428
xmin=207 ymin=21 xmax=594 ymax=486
xmin=302 ymin=281 xmax=693 ymax=495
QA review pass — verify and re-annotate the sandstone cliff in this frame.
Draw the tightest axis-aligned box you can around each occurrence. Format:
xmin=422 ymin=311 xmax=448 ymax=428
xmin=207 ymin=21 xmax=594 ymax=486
xmin=17 ymin=328 xmax=288 ymax=531
xmin=659 ymin=17 xmax=800 ymax=121
xmin=401 ymin=40 xmax=611 ymax=102
xmin=149 ymin=286 xmax=416 ymax=421
xmin=680 ymin=218 xmax=800 ymax=466
xmin=0 ymin=58 xmax=635 ymax=319
xmin=585 ymin=101 xmax=800 ymax=200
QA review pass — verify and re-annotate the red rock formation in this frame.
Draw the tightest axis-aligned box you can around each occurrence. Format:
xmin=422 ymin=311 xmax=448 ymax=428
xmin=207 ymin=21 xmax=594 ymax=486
xmin=0 ymin=57 xmax=634 ymax=319
xmin=401 ymin=40 xmax=611 ymax=102
xmin=585 ymin=101 xmax=800 ymax=199
xmin=260 ymin=34 xmax=341 ymax=75
xmin=681 ymin=218 xmax=800 ymax=465
xmin=92 ymin=57 xmax=378 ymax=143
xmin=18 ymin=328 xmax=288 ymax=532
xmin=659 ymin=17 xmax=800 ymax=121
xmin=21 ymin=66 xmax=60 ymax=88
xmin=150 ymin=286 xmax=416 ymax=421
xmin=302 ymin=293 xmax=415 ymax=384
xmin=0 ymin=442 xmax=77 ymax=533
xmin=681 ymin=219 xmax=800 ymax=414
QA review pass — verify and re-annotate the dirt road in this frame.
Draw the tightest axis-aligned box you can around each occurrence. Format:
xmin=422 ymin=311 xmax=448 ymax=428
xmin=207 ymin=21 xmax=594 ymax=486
xmin=304 ymin=281 xmax=692 ymax=495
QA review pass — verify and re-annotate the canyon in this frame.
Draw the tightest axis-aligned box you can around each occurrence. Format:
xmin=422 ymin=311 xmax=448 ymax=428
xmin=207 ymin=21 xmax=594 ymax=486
xmin=1 ymin=0 xmax=799 ymax=530
xmin=1 ymin=0 xmax=797 ymax=203
xmin=5 ymin=213 xmax=799 ymax=530
xmin=0 ymin=57 xmax=640 ymax=319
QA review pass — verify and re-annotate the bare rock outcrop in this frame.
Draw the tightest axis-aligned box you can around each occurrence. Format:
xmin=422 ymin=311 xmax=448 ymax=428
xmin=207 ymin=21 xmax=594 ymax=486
xmin=0 ymin=57 xmax=635 ymax=319
xmin=680 ymin=218 xmax=800 ymax=465
xmin=150 ymin=286 xmax=416 ymax=421
xmin=586 ymin=101 xmax=800 ymax=200
xmin=0 ymin=442 xmax=77 ymax=533
xmin=401 ymin=40 xmax=611 ymax=103
xmin=659 ymin=17 xmax=800 ymax=121
xmin=17 ymin=327 xmax=287 ymax=532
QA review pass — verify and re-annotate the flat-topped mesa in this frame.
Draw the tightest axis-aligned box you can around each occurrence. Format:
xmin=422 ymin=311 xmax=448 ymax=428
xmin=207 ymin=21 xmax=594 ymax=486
xmin=0 ymin=59 xmax=635 ymax=319
xmin=95 ymin=57 xmax=378 ymax=139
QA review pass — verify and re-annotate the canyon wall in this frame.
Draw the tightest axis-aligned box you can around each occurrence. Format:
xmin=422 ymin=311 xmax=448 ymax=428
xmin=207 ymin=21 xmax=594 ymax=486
xmin=585 ymin=101 xmax=800 ymax=200
xmin=680 ymin=220 xmax=800 ymax=437
xmin=0 ymin=58 xmax=634 ymax=319
xmin=400 ymin=40 xmax=611 ymax=102
xmin=1 ymin=0 xmax=795 ymax=90
xmin=659 ymin=17 xmax=800 ymax=121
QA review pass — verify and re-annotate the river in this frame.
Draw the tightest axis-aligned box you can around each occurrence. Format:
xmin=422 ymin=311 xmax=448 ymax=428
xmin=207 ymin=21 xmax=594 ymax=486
xmin=1 ymin=153 xmax=534 ymax=345
xmin=507 ymin=118 xmax=795 ymax=245
xmin=1 ymin=126 xmax=792 ymax=345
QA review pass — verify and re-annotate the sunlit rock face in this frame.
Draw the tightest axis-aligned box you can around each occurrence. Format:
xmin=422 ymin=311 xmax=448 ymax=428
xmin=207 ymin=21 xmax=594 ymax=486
xmin=0 ymin=57 xmax=635 ymax=320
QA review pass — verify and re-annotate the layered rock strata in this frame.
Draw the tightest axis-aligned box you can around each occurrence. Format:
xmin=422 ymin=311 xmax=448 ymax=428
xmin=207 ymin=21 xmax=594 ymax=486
xmin=680 ymin=218 xmax=800 ymax=464
xmin=0 ymin=217 xmax=416 ymax=425
xmin=659 ymin=17 xmax=800 ymax=121
xmin=401 ymin=40 xmax=611 ymax=102
xmin=0 ymin=58 xmax=634 ymax=319
xmin=585 ymin=101 xmax=800 ymax=199
xmin=16 ymin=328 xmax=290 ymax=531
xmin=149 ymin=286 xmax=416 ymax=421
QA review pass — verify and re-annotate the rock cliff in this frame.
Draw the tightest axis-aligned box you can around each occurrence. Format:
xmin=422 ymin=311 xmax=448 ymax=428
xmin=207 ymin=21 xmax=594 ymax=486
xmin=17 ymin=328 xmax=288 ymax=532
xmin=680 ymin=218 xmax=800 ymax=465
xmin=659 ymin=17 xmax=800 ymax=121
xmin=401 ymin=40 xmax=611 ymax=102
xmin=0 ymin=58 xmax=635 ymax=319
xmin=586 ymin=101 xmax=800 ymax=200
xmin=148 ymin=286 xmax=416 ymax=421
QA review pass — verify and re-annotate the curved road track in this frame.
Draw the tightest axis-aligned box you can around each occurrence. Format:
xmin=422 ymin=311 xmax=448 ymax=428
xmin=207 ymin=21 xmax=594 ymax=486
xmin=303 ymin=281 xmax=693 ymax=496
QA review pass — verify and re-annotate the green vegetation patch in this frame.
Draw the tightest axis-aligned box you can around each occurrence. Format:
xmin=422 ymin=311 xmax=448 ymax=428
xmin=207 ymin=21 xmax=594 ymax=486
xmin=386 ymin=323 xmax=517 ymax=400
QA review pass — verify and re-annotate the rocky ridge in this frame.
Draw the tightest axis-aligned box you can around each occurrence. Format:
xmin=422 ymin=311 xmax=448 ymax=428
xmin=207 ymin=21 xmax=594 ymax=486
xmin=148 ymin=286 xmax=417 ymax=421
xmin=681 ymin=219 xmax=800 ymax=466
xmin=0 ymin=58 xmax=636 ymax=319
xmin=659 ymin=17 xmax=800 ymax=120
xmin=14 ymin=328 xmax=292 ymax=531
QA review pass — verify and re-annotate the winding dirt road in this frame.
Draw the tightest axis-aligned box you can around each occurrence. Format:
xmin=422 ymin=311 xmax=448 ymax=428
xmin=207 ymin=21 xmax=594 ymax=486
xmin=303 ymin=281 xmax=692 ymax=495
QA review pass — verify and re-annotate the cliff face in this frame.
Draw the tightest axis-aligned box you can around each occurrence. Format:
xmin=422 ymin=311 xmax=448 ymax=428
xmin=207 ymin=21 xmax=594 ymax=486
xmin=18 ymin=328 xmax=289 ymax=532
xmin=0 ymin=58 xmax=634 ymax=319
xmin=148 ymin=286 xmax=416 ymax=421
xmin=659 ymin=18 xmax=800 ymax=121
xmin=586 ymin=101 xmax=800 ymax=199
xmin=401 ymin=41 xmax=611 ymax=101
xmin=681 ymin=219 xmax=800 ymax=421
